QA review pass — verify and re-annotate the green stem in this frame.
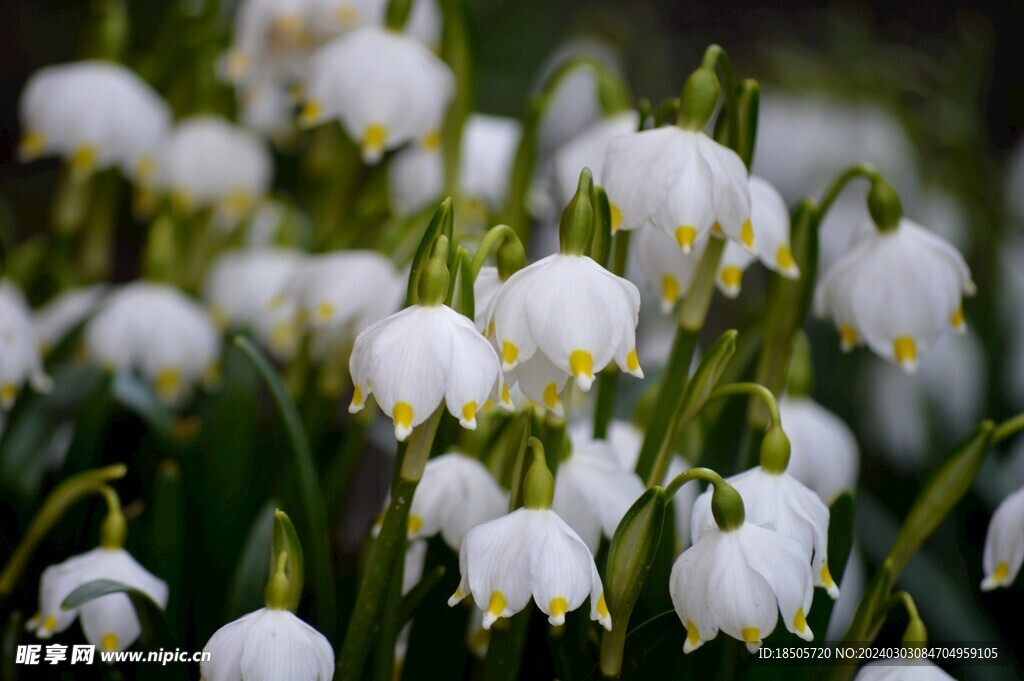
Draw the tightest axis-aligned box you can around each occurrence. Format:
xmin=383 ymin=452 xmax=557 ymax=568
xmin=815 ymin=162 xmax=882 ymax=225
xmin=994 ymin=412 xmax=1024 ymax=443
xmin=700 ymin=45 xmax=739 ymax=150
xmin=470 ymin=224 xmax=522 ymax=279
xmin=439 ymin=0 xmax=473 ymax=196
xmin=664 ymin=466 xmax=727 ymax=501
xmin=593 ymin=231 xmax=632 ymax=440
xmin=707 ymin=383 xmax=780 ymax=429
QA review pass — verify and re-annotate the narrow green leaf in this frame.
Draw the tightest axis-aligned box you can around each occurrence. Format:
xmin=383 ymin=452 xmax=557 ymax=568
xmin=151 ymin=459 xmax=183 ymax=631
xmin=457 ymin=247 xmax=475 ymax=319
xmin=677 ymin=329 xmax=738 ymax=425
xmin=225 ymin=502 xmax=276 ymax=621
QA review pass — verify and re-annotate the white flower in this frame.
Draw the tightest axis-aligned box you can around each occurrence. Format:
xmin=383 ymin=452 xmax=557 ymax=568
xmin=472 ymin=267 xmax=503 ymax=335
xmin=632 ymin=224 xmax=702 ymax=314
xmin=779 ymin=396 xmax=859 ymax=505
xmin=407 ymin=453 xmax=508 ymax=550
xmin=224 ymin=0 xmax=318 ymax=84
xmin=853 ymin=659 xmax=956 ymax=681
xmin=18 ymin=61 xmax=171 ymax=183
xmin=0 ymin=284 xmax=50 ymax=409
xmin=200 ymin=608 xmax=334 ymax=681
xmin=553 ymin=111 xmax=639 ymax=218
xmin=388 ymin=141 xmax=443 ymax=216
xmin=449 ymin=507 xmax=611 ymax=630
xmin=238 ymin=77 xmax=296 ymax=141
xmin=980 ymin=485 xmax=1024 ymax=591
xmin=33 ymin=286 xmax=106 ymax=355
xmin=460 ymin=114 xmax=521 ymax=211
xmin=84 ymin=283 xmax=222 ymax=405
xmin=814 ymin=218 xmax=974 ymax=373
xmin=716 ymin=176 xmax=798 ymax=297
xmin=602 ymin=126 xmax=753 ymax=253
xmin=278 ymin=250 xmax=404 ymax=360
xmin=203 ymin=248 xmax=304 ymax=359
xmin=489 ymin=253 xmax=642 ymax=391
xmin=503 ymin=352 xmax=572 ymax=416
xmin=554 ymin=427 xmax=646 ymax=553
xmin=349 ymin=303 xmax=506 ymax=440
xmin=302 ymin=26 xmax=454 ymax=163
xmin=154 ymin=116 xmax=273 ymax=223
xmin=26 ymin=547 xmax=168 ymax=652
xmin=670 ymin=521 xmax=814 ymax=653
xmin=692 ymin=466 xmax=839 ymax=599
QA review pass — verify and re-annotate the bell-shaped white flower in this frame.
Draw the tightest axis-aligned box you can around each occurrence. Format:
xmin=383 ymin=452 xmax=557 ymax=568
xmin=460 ymin=114 xmax=521 ymax=211
xmin=302 ymin=26 xmax=454 ymax=163
xmin=154 ymin=116 xmax=273 ymax=223
xmin=0 ymin=284 xmax=50 ymax=409
xmin=692 ymin=466 xmax=839 ymax=599
xmin=84 ymin=283 xmax=222 ymax=405
xmin=407 ymin=452 xmax=508 ymax=550
xmin=349 ymin=301 xmax=506 ymax=440
xmin=632 ymin=224 xmax=702 ymax=313
xmin=717 ymin=176 xmax=798 ymax=297
xmin=200 ymin=607 xmax=334 ymax=681
xmin=602 ymin=126 xmax=753 ymax=252
xmin=18 ymin=61 xmax=171 ymax=182
xmin=555 ymin=425 xmax=645 ymax=553
xmin=279 ymin=250 xmax=404 ymax=361
xmin=204 ymin=248 xmax=304 ymax=359
xmin=26 ymin=547 xmax=168 ymax=652
xmin=980 ymin=485 xmax=1024 ymax=591
xmin=33 ymin=286 xmax=106 ymax=355
xmin=553 ymin=111 xmax=639 ymax=218
xmin=449 ymin=506 xmax=610 ymax=630
xmin=779 ymin=396 xmax=859 ymax=505
xmin=389 ymin=142 xmax=444 ymax=216
xmin=814 ymin=218 xmax=974 ymax=373
xmin=853 ymin=659 xmax=956 ymax=681
xmin=488 ymin=253 xmax=642 ymax=391
xmin=670 ymin=521 xmax=814 ymax=653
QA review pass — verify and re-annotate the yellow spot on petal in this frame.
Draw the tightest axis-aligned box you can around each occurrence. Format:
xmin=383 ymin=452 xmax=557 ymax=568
xmin=777 ymin=244 xmax=795 ymax=272
xmin=794 ymin=608 xmax=808 ymax=633
xmin=154 ymin=368 xmax=182 ymax=402
xmin=596 ymin=594 xmax=609 ymax=620
xmin=711 ymin=221 xmax=724 ymax=236
xmin=609 ymin=202 xmax=623 ymax=232
xmin=502 ymin=341 xmax=518 ymax=366
xmin=675 ymin=226 xmax=698 ymax=252
xmin=71 ymin=145 xmax=97 ymax=176
xmin=267 ymin=294 xmax=285 ymax=311
xmin=626 ymin=349 xmax=640 ymax=373
xmin=951 ymin=307 xmax=965 ymax=330
xmin=351 ymin=386 xmax=364 ymax=408
xmin=335 ymin=3 xmax=360 ymax=25
xmin=894 ymin=336 xmax=917 ymax=369
xmin=462 ymin=401 xmax=477 ymax=424
xmin=820 ymin=563 xmax=835 ymax=589
xmin=408 ymin=514 xmax=423 ymax=535
xmin=741 ymin=627 xmax=760 ymax=645
xmin=1 ymin=383 xmax=17 ymax=407
xmin=225 ymin=51 xmax=252 ymax=80
xmin=362 ymin=123 xmax=388 ymax=157
xmin=720 ymin=265 xmax=742 ymax=292
xmin=18 ymin=130 xmax=45 ymax=160
xmin=300 ymin=100 xmax=323 ymax=125
xmin=273 ymin=12 xmax=304 ymax=40
xmin=685 ymin=620 xmax=700 ymax=647
xmin=570 ymin=350 xmax=593 ymax=381
xmin=43 ymin=615 xmax=57 ymax=633
xmin=421 ymin=129 xmax=441 ymax=151
xmin=993 ymin=561 xmax=1009 ymax=583
xmin=269 ymin=322 xmax=297 ymax=355
xmin=501 ymin=382 xmax=511 ymax=404
xmin=394 ymin=402 xmax=414 ymax=431
xmin=543 ymin=382 xmax=559 ymax=409
xmin=488 ymin=591 xmax=506 ymax=617
xmin=740 ymin=219 xmax=755 ymax=248
xmin=101 ymin=632 xmax=118 ymax=653
xmin=316 ymin=301 xmax=335 ymax=322
xmin=661 ymin=275 xmax=680 ymax=308
xmin=549 ymin=597 xmax=567 ymax=620
xmin=840 ymin=324 xmax=858 ymax=350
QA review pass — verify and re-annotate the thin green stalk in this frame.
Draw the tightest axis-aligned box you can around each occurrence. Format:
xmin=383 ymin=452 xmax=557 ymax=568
xmin=470 ymin=224 xmax=520 ymax=279
xmin=706 ymin=383 xmax=780 ymax=429
xmin=994 ymin=412 xmax=1024 ymax=443
xmin=541 ymin=415 xmax=567 ymax=479
xmin=815 ymin=162 xmax=881 ymax=224
xmin=439 ymin=0 xmax=473 ymax=196
xmin=593 ymin=231 xmax=632 ymax=440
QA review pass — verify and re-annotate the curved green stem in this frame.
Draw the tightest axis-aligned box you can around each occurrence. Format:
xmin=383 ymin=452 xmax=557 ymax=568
xmin=815 ymin=162 xmax=883 ymax=226
xmin=470 ymin=224 xmax=523 ymax=280
xmin=707 ymin=383 xmax=780 ymax=429
xmin=994 ymin=412 xmax=1024 ymax=443
xmin=664 ymin=466 xmax=727 ymax=501
xmin=700 ymin=45 xmax=739 ymax=149
xmin=97 ymin=485 xmax=126 ymax=549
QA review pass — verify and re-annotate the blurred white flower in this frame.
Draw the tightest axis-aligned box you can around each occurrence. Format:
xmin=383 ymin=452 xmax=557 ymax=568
xmin=632 ymin=224 xmax=700 ymax=314
xmin=224 ymin=0 xmax=319 ymax=85
xmin=853 ymin=659 xmax=956 ymax=681
xmin=459 ymin=114 xmax=521 ymax=211
xmin=302 ymin=26 xmax=454 ymax=163
xmin=553 ymin=111 xmax=639 ymax=218
xmin=200 ymin=607 xmax=334 ymax=681
xmin=489 ymin=253 xmax=642 ymax=391
xmin=18 ymin=61 xmax=171 ymax=183
xmin=670 ymin=521 xmax=814 ymax=653
xmin=32 ymin=286 xmax=106 ymax=356
xmin=238 ymin=77 xmax=296 ymax=142
xmin=449 ymin=506 xmax=610 ymax=630
xmin=814 ymin=218 xmax=974 ymax=373
xmin=349 ymin=303 xmax=506 ymax=440
xmin=84 ymin=283 xmax=222 ymax=405
xmin=980 ymin=485 xmax=1024 ymax=591
xmin=154 ymin=116 xmax=273 ymax=224
xmin=27 ymin=547 xmax=168 ymax=653
xmin=0 ymin=283 xmax=50 ymax=409
xmin=692 ymin=466 xmax=839 ymax=598
xmin=406 ymin=453 xmax=508 ymax=550
xmin=388 ymin=143 xmax=443 ymax=216
xmin=203 ymin=248 xmax=304 ymax=359
xmin=603 ymin=126 xmax=752 ymax=252
xmin=826 ymin=546 xmax=865 ymax=640
xmin=779 ymin=396 xmax=859 ymax=505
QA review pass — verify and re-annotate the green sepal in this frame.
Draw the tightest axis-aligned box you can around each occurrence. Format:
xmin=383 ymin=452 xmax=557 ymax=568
xmin=405 ymin=198 xmax=454 ymax=307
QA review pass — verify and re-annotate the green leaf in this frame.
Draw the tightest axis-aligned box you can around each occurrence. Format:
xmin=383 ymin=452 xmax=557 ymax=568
xmin=225 ymin=502 xmax=276 ymax=621
xmin=61 ymin=579 xmax=175 ymax=649
xmin=677 ymin=329 xmax=738 ymax=426
xmin=271 ymin=509 xmax=305 ymax=612
xmin=457 ymin=247 xmax=475 ymax=319
xmin=150 ymin=460 xmax=183 ymax=631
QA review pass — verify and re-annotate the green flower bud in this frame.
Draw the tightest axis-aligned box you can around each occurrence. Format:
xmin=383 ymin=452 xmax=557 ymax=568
xmin=417 ymin=235 xmax=451 ymax=306
xmin=677 ymin=66 xmax=721 ymax=131
xmin=385 ymin=0 xmax=413 ymax=31
xmin=710 ymin=480 xmax=745 ymax=531
xmin=604 ymin=487 xmax=666 ymax=618
xmin=559 ymin=168 xmax=595 ymax=256
xmin=867 ymin=176 xmax=903 ymax=232
xmin=760 ymin=424 xmax=791 ymax=474
xmin=523 ymin=437 xmax=555 ymax=510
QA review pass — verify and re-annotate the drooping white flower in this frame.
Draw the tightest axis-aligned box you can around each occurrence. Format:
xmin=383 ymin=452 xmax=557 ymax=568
xmin=852 ymin=659 xmax=956 ymax=681
xmin=459 ymin=114 xmax=521 ymax=211
xmin=980 ymin=485 xmax=1024 ymax=591
xmin=153 ymin=116 xmax=273 ymax=223
xmin=203 ymin=248 xmax=304 ymax=359
xmin=554 ymin=428 xmax=645 ymax=553
xmin=602 ymin=126 xmax=753 ymax=253
xmin=18 ymin=61 xmax=171 ymax=183
xmin=0 ymin=284 xmax=50 ymax=409
xmin=670 ymin=521 xmax=814 ymax=653
xmin=302 ymin=26 xmax=454 ymax=163
xmin=716 ymin=176 xmax=798 ymax=297
xmin=779 ymin=396 xmax=859 ymax=505
xmin=200 ymin=607 xmax=334 ymax=681
xmin=32 ymin=286 xmax=106 ymax=355
xmin=407 ymin=453 xmax=508 ymax=550
xmin=814 ymin=218 xmax=974 ymax=373
xmin=349 ymin=303 xmax=506 ymax=440
xmin=502 ymin=352 xmax=572 ymax=417
xmin=26 ymin=547 xmax=168 ymax=653
xmin=278 ymin=250 xmax=404 ymax=360
xmin=632 ymin=224 xmax=702 ymax=314
xmin=692 ymin=466 xmax=839 ymax=599
xmin=553 ymin=111 xmax=639 ymax=218
xmin=84 ymin=283 xmax=222 ymax=405
xmin=488 ymin=253 xmax=642 ymax=391
xmin=449 ymin=507 xmax=611 ymax=630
